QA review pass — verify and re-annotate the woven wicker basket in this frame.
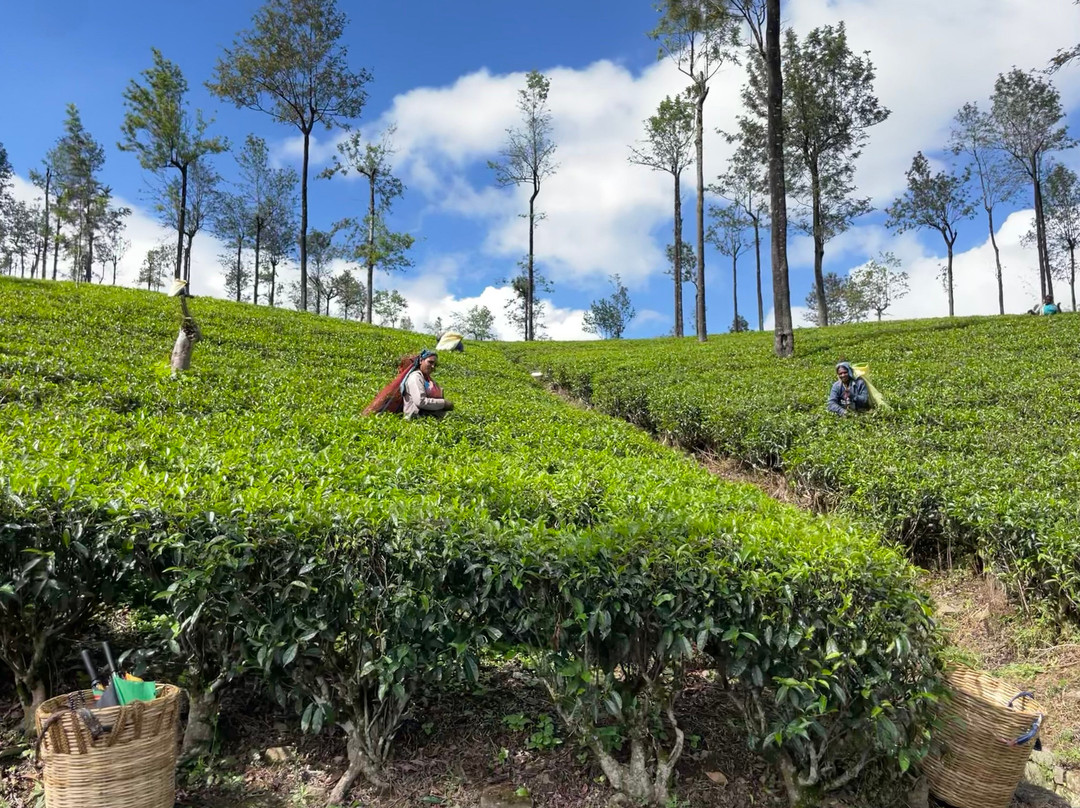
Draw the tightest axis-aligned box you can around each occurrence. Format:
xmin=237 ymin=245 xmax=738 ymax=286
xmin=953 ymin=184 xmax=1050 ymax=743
xmin=923 ymin=665 xmax=1043 ymax=808
xmin=34 ymin=684 xmax=181 ymax=808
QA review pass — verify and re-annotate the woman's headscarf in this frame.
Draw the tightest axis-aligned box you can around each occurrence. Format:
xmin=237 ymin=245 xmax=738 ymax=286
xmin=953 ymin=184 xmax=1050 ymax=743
xmin=836 ymin=361 xmax=855 ymax=381
xmin=399 ymin=349 xmax=438 ymax=395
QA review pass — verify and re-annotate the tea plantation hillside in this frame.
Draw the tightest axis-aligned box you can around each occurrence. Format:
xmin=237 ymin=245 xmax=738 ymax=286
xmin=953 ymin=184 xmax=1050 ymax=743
xmin=0 ymin=278 xmax=938 ymax=806
xmin=506 ymin=314 xmax=1080 ymax=620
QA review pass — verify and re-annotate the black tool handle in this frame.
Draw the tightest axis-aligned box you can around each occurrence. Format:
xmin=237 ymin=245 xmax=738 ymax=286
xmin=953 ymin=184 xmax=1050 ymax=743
xmin=80 ymin=650 xmax=102 ymax=689
xmin=102 ymin=642 xmax=118 ymax=676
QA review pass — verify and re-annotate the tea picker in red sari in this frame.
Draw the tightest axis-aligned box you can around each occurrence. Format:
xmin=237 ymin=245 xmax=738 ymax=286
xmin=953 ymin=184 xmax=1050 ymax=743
xmin=401 ymin=349 xmax=453 ymax=419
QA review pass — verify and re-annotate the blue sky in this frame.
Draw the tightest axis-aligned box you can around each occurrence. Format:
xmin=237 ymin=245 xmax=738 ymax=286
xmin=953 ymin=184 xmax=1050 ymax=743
xmin=3 ymin=0 xmax=1080 ymax=338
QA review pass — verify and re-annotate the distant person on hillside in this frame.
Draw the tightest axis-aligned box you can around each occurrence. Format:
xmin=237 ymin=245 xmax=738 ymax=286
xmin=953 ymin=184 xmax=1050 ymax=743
xmin=1041 ymin=294 xmax=1061 ymax=315
xmin=401 ymin=349 xmax=453 ymax=420
xmin=827 ymin=361 xmax=870 ymax=417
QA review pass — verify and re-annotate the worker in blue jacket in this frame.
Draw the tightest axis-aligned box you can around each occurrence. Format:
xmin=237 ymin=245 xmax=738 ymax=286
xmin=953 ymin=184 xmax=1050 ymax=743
xmin=827 ymin=361 xmax=870 ymax=416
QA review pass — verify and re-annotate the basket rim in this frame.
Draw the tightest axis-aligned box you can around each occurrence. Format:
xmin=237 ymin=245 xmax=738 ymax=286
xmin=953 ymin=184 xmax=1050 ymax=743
xmin=943 ymin=663 xmax=1044 ymax=715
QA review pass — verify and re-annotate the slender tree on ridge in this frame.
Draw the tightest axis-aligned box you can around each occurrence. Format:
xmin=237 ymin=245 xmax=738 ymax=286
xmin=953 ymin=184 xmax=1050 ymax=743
xmin=120 ymin=48 xmax=227 ymax=287
xmin=886 ymin=152 xmax=974 ymax=316
xmin=489 ymin=71 xmax=558 ymax=341
xmin=721 ymin=0 xmax=793 ymax=355
xmin=651 ymin=0 xmax=738 ymax=342
xmin=322 ymin=125 xmax=413 ymax=323
xmin=949 ymin=102 xmax=1021 ymax=315
xmin=208 ymin=0 xmax=371 ymax=314
xmin=629 ymin=95 xmax=695 ymax=337
xmin=1044 ymin=163 xmax=1080 ymax=310
xmin=707 ymin=203 xmax=750 ymax=334
xmin=990 ymin=69 xmax=1075 ymax=301
xmin=779 ymin=24 xmax=888 ymax=326
xmin=715 ymin=117 xmax=768 ymax=330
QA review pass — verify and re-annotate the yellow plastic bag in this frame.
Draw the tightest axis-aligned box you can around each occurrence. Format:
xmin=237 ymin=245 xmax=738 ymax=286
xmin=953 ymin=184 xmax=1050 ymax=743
xmin=851 ymin=363 xmax=890 ymax=411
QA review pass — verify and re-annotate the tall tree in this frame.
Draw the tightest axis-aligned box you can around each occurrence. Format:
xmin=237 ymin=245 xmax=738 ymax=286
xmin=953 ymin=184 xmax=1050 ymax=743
xmin=849 ymin=251 xmax=909 ymax=321
xmin=723 ymin=0 xmax=793 ymax=355
xmin=1044 ymin=162 xmax=1080 ymax=311
xmin=715 ymin=117 xmax=769 ymax=330
xmin=323 ymin=126 xmax=413 ymax=322
xmin=489 ymin=71 xmax=558 ymax=341
xmin=990 ymin=69 xmax=1075 ymax=300
xmin=651 ymin=0 xmax=738 ymax=342
xmin=583 ymin=274 xmax=636 ymax=339
xmin=886 ymin=152 xmax=974 ymax=316
xmin=629 ymin=95 xmax=695 ymax=337
xmin=28 ymin=158 xmax=54 ymax=281
xmin=6 ymin=201 xmax=40 ymax=278
xmin=949 ymin=102 xmax=1021 ymax=315
xmin=101 ymin=209 xmax=131 ymax=286
xmin=778 ymin=24 xmax=888 ymax=326
xmin=707 ymin=203 xmax=750 ymax=334
xmin=120 ymin=48 xmax=227 ymax=286
xmin=263 ymin=178 xmax=298 ymax=308
xmin=236 ymin=135 xmax=273 ymax=304
xmin=213 ymin=191 xmax=250 ymax=303
xmin=208 ymin=0 xmax=370 ymax=313
xmin=54 ymin=104 xmax=108 ymax=284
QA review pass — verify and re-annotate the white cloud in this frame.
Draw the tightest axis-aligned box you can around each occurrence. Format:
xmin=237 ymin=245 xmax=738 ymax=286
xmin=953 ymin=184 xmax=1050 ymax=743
xmin=394 ymin=262 xmax=593 ymax=341
xmin=333 ymin=0 xmax=1080 ymax=298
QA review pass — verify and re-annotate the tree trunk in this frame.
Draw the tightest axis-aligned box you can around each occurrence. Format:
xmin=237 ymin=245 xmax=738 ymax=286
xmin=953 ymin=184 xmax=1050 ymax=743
xmin=528 ymin=187 xmax=539 ymax=342
xmin=112 ymin=260 xmax=118 ymax=285
xmin=270 ymin=260 xmax=277 ymax=307
xmin=673 ymin=173 xmax=684 ymax=338
xmin=84 ymin=230 xmax=94 ymax=284
xmin=42 ymin=168 xmax=51 ymax=281
xmin=181 ymin=688 xmax=218 ymax=760
xmin=1032 ymin=173 xmax=1054 ymax=301
xmin=810 ymin=167 xmax=828 ymax=326
xmin=694 ymin=82 xmax=708 ymax=343
xmin=1070 ymin=245 xmax=1076 ymax=312
xmin=732 ymin=251 xmax=739 ymax=330
xmin=754 ymin=215 xmax=763 ymax=331
xmin=328 ymin=727 xmax=388 ymax=805
xmin=366 ymin=172 xmax=377 ymax=324
xmin=946 ymin=238 xmax=955 ymax=316
xmin=254 ymin=218 xmax=262 ymax=305
xmin=235 ymin=238 xmax=242 ymax=303
xmin=16 ymin=675 xmax=47 ymax=734
xmin=300 ymin=128 xmax=311 ymax=312
xmin=766 ymin=0 xmax=794 ymax=357
xmin=986 ymin=206 xmax=1005 ymax=315
xmin=176 ymin=164 xmax=188 ymax=281
xmin=52 ymin=209 xmax=61 ymax=281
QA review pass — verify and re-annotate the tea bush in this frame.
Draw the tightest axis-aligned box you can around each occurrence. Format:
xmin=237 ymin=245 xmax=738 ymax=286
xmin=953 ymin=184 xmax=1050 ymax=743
xmin=0 ymin=279 xmax=940 ymax=805
xmin=506 ymin=316 xmax=1080 ymax=619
